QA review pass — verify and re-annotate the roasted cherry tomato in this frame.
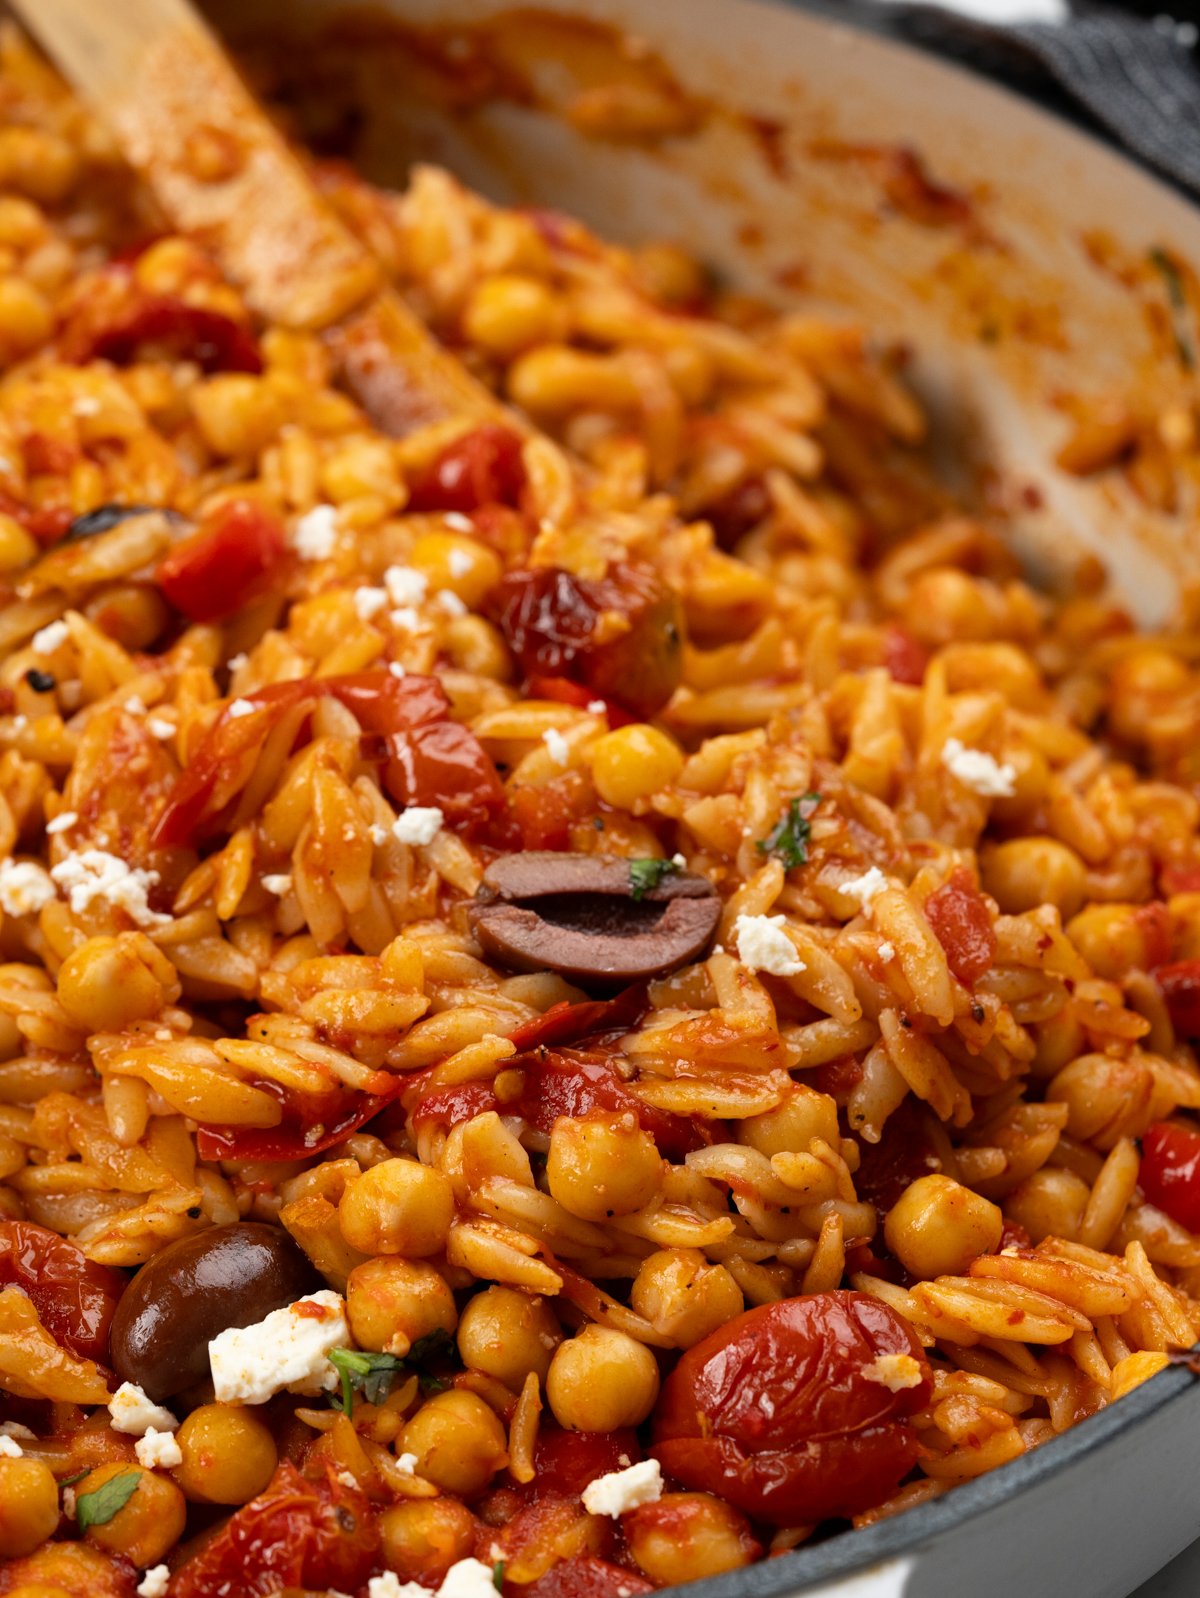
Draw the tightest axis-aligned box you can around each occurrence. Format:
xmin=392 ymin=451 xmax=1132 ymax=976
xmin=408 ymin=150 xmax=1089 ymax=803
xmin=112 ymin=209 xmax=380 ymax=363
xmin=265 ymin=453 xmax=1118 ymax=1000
xmin=924 ymin=867 xmax=996 ymax=985
xmin=702 ymin=475 xmax=771 ymax=552
xmin=516 ymin=1047 xmax=707 ymax=1159
xmin=882 ymin=625 xmax=929 ymax=686
xmin=1139 ymin=1121 xmax=1200 ymax=1232
xmin=521 ymin=1426 xmax=640 ymax=1500
xmin=525 ymin=1557 xmax=654 ymax=1598
xmin=853 ymin=1099 xmax=943 ymax=1218
xmin=170 ymin=1460 xmax=378 ymax=1598
xmin=156 ymin=499 xmax=288 ymax=624
xmin=406 ymin=423 xmax=527 ymax=513
xmin=59 ymin=266 xmax=262 ymax=374
xmin=196 ymin=1073 xmax=408 ymax=1163
xmin=488 ymin=563 xmax=683 ymax=720
xmin=1154 ymin=958 xmax=1200 ymax=1039
xmin=652 ymin=1291 xmax=931 ymax=1525
xmin=0 ymin=1220 xmax=125 ymax=1365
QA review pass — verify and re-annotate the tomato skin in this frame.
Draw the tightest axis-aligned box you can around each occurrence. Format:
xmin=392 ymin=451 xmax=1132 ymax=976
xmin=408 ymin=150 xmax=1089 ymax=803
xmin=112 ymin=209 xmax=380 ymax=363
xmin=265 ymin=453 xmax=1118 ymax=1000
xmin=882 ymin=625 xmax=929 ymax=686
xmin=170 ymin=1459 xmax=379 ymax=1598
xmin=196 ymin=1073 xmax=408 ymax=1162
xmin=853 ymin=1100 xmax=943 ymax=1218
xmin=406 ymin=423 xmax=527 ymax=513
xmin=652 ymin=1291 xmax=931 ymax=1525
xmin=1139 ymin=1121 xmax=1200 ymax=1232
xmin=386 ymin=718 xmax=507 ymax=835
xmin=525 ymin=1557 xmax=654 ymax=1598
xmin=924 ymin=867 xmax=996 ymax=985
xmin=488 ymin=563 xmax=683 ymax=719
xmin=60 ymin=267 xmax=263 ymax=374
xmin=0 ymin=1220 xmax=125 ymax=1366
xmin=1154 ymin=959 xmax=1200 ymax=1039
xmin=516 ymin=1047 xmax=707 ymax=1158
xmin=703 ymin=475 xmax=771 ymax=551
xmin=524 ymin=1426 xmax=641 ymax=1500
xmin=156 ymin=499 xmax=288 ymax=623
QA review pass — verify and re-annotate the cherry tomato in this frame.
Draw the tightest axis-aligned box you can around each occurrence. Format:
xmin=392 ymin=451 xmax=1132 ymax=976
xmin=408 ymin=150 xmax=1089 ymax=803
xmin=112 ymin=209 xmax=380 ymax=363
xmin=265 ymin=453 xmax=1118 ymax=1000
xmin=923 ymin=867 xmax=996 ymax=985
xmin=488 ymin=563 xmax=683 ymax=720
xmin=196 ymin=1073 xmax=408 ymax=1163
xmin=702 ymin=475 xmax=771 ymax=551
xmin=1155 ymin=958 xmax=1200 ymax=1038
xmin=525 ymin=677 xmax=633 ymax=729
xmin=882 ymin=625 xmax=929 ymax=686
xmin=0 ymin=1220 xmax=125 ymax=1365
xmin=510 ymin=777 xmax=590 ymax=851
xmin=60 ymin=267 xmax=262 ymax=374
xmin=1133 ymin=902 xmax=1173 ymax=970
xmin=170 ymin=1460 xmax=378 ymax=1598
xmin=406 ymin=423 xmax=527 ymax=513
xmin=652 ymin=1291 xmax=931 ymax=1525
xmin=156 ymin=499 xmax=288 ymax=624
xmin=410 ymin=1079 xmax=500 ymax=1134
xmin=1139 ymin=1121 xmax=1200 ymax=1232
xmin=525 ymin=1557 xmax=654 ymax=1598
xmin=516 ymin=1047 xmax=706 ymax=1158
xmin=523 ymin=1426 xmax=641 ymax=1500
xmin=853 ymin=1099 xmax=944 ymax=1218
xmin=386 ymin=718 xmax=507 ymax=835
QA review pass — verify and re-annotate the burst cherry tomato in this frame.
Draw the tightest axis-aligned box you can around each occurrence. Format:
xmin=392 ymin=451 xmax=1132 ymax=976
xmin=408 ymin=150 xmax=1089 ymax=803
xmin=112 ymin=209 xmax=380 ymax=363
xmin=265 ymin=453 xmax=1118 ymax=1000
xmin=525 ymin=1557 xmax=654 ymax=1598
xmin=156 ymin=499 xmax=288 ymax=623
xmin=406 ymin=423 xmax=527 ymax=513
xmin=0 ymin=1220 xmax=125 ymax=1366
xmin=1154 ymin=958 xmax=1200 ymax=1039
xmin=59 ymin=265 xmax=262 ymax=373
xmin=170 ymin=1460 xmax=378 ymax=1598
xmin=1139 ymin=1121 xmax=1200 ymax=1232
xmin=488 ymin=563 xmax=683 ymax=719
xmin=924 ymin=867 xmax=996 ymax=985
xmin=652 ymin=1291 xmax=931 ymax=1525
xmin=882 ymin=625 xmax=929 ymax=685
xmin=516 ymin=1047 xmax=706 ymax=1158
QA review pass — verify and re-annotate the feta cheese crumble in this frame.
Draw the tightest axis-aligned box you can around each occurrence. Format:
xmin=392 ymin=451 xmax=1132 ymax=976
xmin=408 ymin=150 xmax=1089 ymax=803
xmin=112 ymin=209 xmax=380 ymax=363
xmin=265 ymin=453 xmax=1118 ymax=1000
xmin=227 ymin=698 xmax=256 ymax=719
xmin=435 ymin=589 xmax=468 ymax=616
xmin=354 ymin=586 xmax=388 ymax=621
xmin=840 ymin=866 xmax=889 ymax=912
xmin=582 ymin=1458 xmax=663 ymax=1517
xmin=443 ymin=512 xmax=474 ymax=533
xmin=395 ymin=1450 xmax=418 ymax=1475
xmin=137 ymin=1567 xmax=171 ymax=1598
xmin=447 ymin=548 xmax=474 ymax=577
xmin=388 ymin=661 xmax=406 ymax=678
xmin=862 ymin=1352 xmax=924 ymax=1392
xmin=135 ymin=1427 xmax=184 ymax=1469
xmin=542 ymin=727 xmax=570 ymax=766
xmin=209 ymin=1290 xmax=348 ymax=1405
xmin=292 ymin=504 xmax=340 ymax=560
xmin=0 ymin=859 xmax=55 ymax=917
xmin=368 ymin=1575 xmax=427 ymax=1598
xmin=109 ymin=1382 xmax=179 ymax=1436
xmin=31 ymin=619 xmax=69 ymax=655
xmin=227 ymin=651 xmax=248 ymax=672
xmin=389 ymin=606 xmax=422 ymax=631
xmin=392 ymin=807 xmax=444 ymax=846
xmin=46 ymin=811 xmax=77 ymax=835
xmin=0 ymin=1434 xmax=23 ymax=1457
xmin=51 ymin=850 xmax=169 ymax=928
xmin=148 ymin=719 xmax=175 ymax=740
xmin=384 ymin=565 xmax=428 ymax=607
xmin=262 ymin=874 xmax=293 ymax=896
xmin=941 ymin=737 xmax=1017 ymax=799
xmin=587 ymin=700 xmax=607 ymax=714
xmin=439 ymin=1560 xmax=505 ymax=1598
xmin=0 ymin=1421 xmax=34 ymax=1439
xmin=733 ymin=913 xmax=805 ymax=977
xmin=877 ymin=941 xmax=896 ymax=962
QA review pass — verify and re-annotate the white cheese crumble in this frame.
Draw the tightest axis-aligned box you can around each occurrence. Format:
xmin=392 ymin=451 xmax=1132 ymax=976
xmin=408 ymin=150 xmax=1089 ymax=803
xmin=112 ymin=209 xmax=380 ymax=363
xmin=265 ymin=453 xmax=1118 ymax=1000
xmin=227 ymin=651 xmax=248 ymax=672
xmin=135 ymin=1427 xmax=184 ymax=1469
xmin=0 ymin=1421 xmax=34 ymax=1439
xmin=443 ymin=512 xmax=474 ymax=533
xmin=137 ymin=1567 xmax=171 ymax=1598
xmin=389 ymin=606 xmax=422 ymax=631
xmin=877 ymin=941 xmax=896 ymax=962
xmin=46 ymin=811 xmax=77 ymax=835
xmin=227 ymin=698 xmax=256 ymax=719
xmin=384 ymin=565 xmax=428 ymax=607
xmin=582 ymin=1458 xmax=663 ymax=1517
xmin=370 ymin=824 xmax=389 ymax=846
xmin=941 ymin=737 xmax=1017 ymax=799
xmin=148 ymin=719 xmax=174 ymax=740
xmin=542 ymin=727 xmax=570 ymax=766
xmin=63 ymin=1486 xmax=76 ymax=1518
xmin=368 ymin=1575 xmax=428 ymax=1598
xmin=209 ymin=1290 xmax=348 ymax=1405
xmin=354 ymin=586 xmax=389 ymax=621
xmin=840 ymin=866 xmax=889 ymax=912
xmin=395 ymin=1450 xmax=418 ymax=1475
xmin=862 ymin=1352 xmax=924 ymax=1391
xmin=0 ymin=1434 xmax=23 ymax=1457
xmin=447 ymin=548 xmax=474 ymax=577
xmin=587 ymin=700 xmax=607 ymax=714
xmin=262 ymin=874 xmax=293 ymax=896
xmin=51 ymin=850 xmax=169 ymax=928
xmin=733 ymin=913 xmax=805 ymax=977
xmin=0 ymin=859 xmax=55 ymax=917
xmin=124 ymin=694 xmax=148 ymax=716
xmin=388 ymin=661 xmax=406 ymax=678
xmin=392 ymin=807 xmax=444 ymax=846
xmin=439 ymin=1560 xmax=505 ymax=1598
xmin=109 ymin=1382 xmax=179 ymax=1436
xmin=292 ymin=504 xmax=340 ymax=560
xmin=31 ymin=619 xmax=69 ymax=655
xmin=435 ymin=589 xmax=468 ymax=616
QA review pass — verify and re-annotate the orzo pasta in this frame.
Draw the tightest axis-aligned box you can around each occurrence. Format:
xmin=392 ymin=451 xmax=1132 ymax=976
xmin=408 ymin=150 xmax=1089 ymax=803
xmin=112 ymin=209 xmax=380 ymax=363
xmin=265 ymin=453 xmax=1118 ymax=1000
xmin=0 ymin=20 xmax=1198 ymax=1598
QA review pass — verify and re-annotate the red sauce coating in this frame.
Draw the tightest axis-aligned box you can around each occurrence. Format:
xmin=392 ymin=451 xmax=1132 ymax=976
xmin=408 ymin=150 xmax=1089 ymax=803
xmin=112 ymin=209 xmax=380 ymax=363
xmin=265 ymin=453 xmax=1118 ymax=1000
xmin=0 ymin=1220 xmax=125 ymax=1365
xmin=525 ymin=1557 xmax=654 ymax=1598
xmin=924 ymin=867 xmax=996 ymax=985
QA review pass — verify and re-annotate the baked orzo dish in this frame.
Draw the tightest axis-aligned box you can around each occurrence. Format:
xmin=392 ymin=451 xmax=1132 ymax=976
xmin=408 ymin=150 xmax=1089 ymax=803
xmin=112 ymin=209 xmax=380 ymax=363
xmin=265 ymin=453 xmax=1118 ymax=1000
xmin=0 ymin=18 xmax=1199 ymax=1598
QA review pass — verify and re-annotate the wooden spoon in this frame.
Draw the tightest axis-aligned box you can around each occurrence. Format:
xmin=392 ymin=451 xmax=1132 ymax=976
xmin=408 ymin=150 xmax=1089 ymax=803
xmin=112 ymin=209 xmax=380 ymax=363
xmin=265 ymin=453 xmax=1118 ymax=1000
xmin=9 ymin=0 xmax=518 ymax=436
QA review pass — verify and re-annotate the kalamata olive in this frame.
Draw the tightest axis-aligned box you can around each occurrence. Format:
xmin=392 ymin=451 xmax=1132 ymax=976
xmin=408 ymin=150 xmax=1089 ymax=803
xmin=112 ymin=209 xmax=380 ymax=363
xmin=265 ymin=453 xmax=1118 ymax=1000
xmin=469 ymin=853 xmax=720 ymax=990
xmin=62 ymin=504 xmax=171 ymax=543
xmin=110 ymin=1223 xmax=319 ymax=1401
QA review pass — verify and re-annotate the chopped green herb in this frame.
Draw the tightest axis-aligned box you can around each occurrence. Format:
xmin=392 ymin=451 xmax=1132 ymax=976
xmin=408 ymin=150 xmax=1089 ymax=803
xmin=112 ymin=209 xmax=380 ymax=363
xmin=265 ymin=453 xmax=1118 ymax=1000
xmin=327 ymin=1347 xmax=407 ymax=1413
xmin=628 ymin=857 xmax=679 ymax=901
xmin=408 ymin=1327 xmax=453 ymax=1363
xmin=58 ymin=1468 xmax=90 ymax=1487
xmin=1149 ymin=247 xmax=1196 ymax=371
xmin=76 ymin=1470 xmax=141 ymax=1529
xmin=493 ymin=1561 xmax=507 ymax=1592
xmin=757 ymin=792 xmax=821 ymax=870
xmin=418 ymin=1372 xmax=448 ymax=1396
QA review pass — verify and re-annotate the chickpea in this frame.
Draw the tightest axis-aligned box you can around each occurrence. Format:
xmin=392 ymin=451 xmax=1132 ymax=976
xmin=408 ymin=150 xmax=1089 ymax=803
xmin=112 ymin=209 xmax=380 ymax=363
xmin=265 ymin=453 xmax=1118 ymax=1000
xmin=379 ymin=1497 xmax=478 ymax=1583
xmin=463 ymin=274 xmax=564 ymax=359
xmin=1066 ymin=904 xmax=1164 ymax=981
xmin=982 ymin=838 xmax=1088 ymax=920
xmin=626 ymin=1493 xmax=759 ymax=1583
xmin=409 ymin=531 xmax=502 ymax=610
xmin=738 ymin=1085 xmax=839 ymax=1157
xmin=546 ymin=1325 xmax=660 ymax=1431
xmin=191 ymin=375 xmax=283 ymax=458
xmin=347 ymin=1257 xmax=458 ymax=1355
xmin=884 ymin=1175 xmax=1004 ymax=1280
xmin=338 ymin=1158 xmax=454 ymax=1256
xmin=0 ymin=276 xmax=52 ymax=357
xmin=172 ymin=1403 xmax=277 ymax=1504
xmin=630 ymin=1249 xmax=743 ymax=1348
xmin=78 ymin=1462 xmax=186 ymax=1567
xmin=1005 ymin=1168 xmax=1091 ymax=1245
xmin=547 ymin=1114 xmax=661 ymax=1221
xmin=56 ymin=933 xmax=178 ymax=1031
xmin=457 ymin=1285 xmax=562 ymax=1388
xmin=400 ymin=1389 xmax=508 ymax=1497
xmin=0 ymin=1455 xmax=60 ymax=1559
xmin=0 ymin=513 xmax=36 ymax=572
xmin=589 ymin=725 xmax=684 ymax=810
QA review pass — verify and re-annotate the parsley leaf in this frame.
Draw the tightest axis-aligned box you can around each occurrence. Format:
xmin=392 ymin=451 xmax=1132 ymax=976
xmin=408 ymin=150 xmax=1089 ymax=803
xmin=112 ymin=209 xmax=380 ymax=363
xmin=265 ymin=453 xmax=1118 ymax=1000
xmin=408 ymin=1327 xmax=453 ymax=1363
xmin=757 ymin=793 xmax=821 ymax=870
xmin=1149 ymin=247 xmax=1196 ymax=371
xmin=58 ymin=1468 xmax=90 ymax=1487
xmin=328 ymin=1347 xmax=407 ymax=1413
xmin=493 ymin=1561 xmax=507 ymax=1592
xmin=76 ymin=1470 xmax=141 ymax=1529
xmin=628 ymin=858 xmax=678 ymax=901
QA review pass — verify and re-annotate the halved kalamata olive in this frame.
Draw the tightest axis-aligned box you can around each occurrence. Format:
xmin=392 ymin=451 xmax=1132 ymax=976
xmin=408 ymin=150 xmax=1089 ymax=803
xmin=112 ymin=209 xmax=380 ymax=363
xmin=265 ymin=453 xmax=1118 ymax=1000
xmin=63 ymin=504 xmax=184 ymax=543
xmin=110 ymin=1223 xmax=318 ymax=1401
xmin=469 ymin=853 xmax=720 ymax=989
